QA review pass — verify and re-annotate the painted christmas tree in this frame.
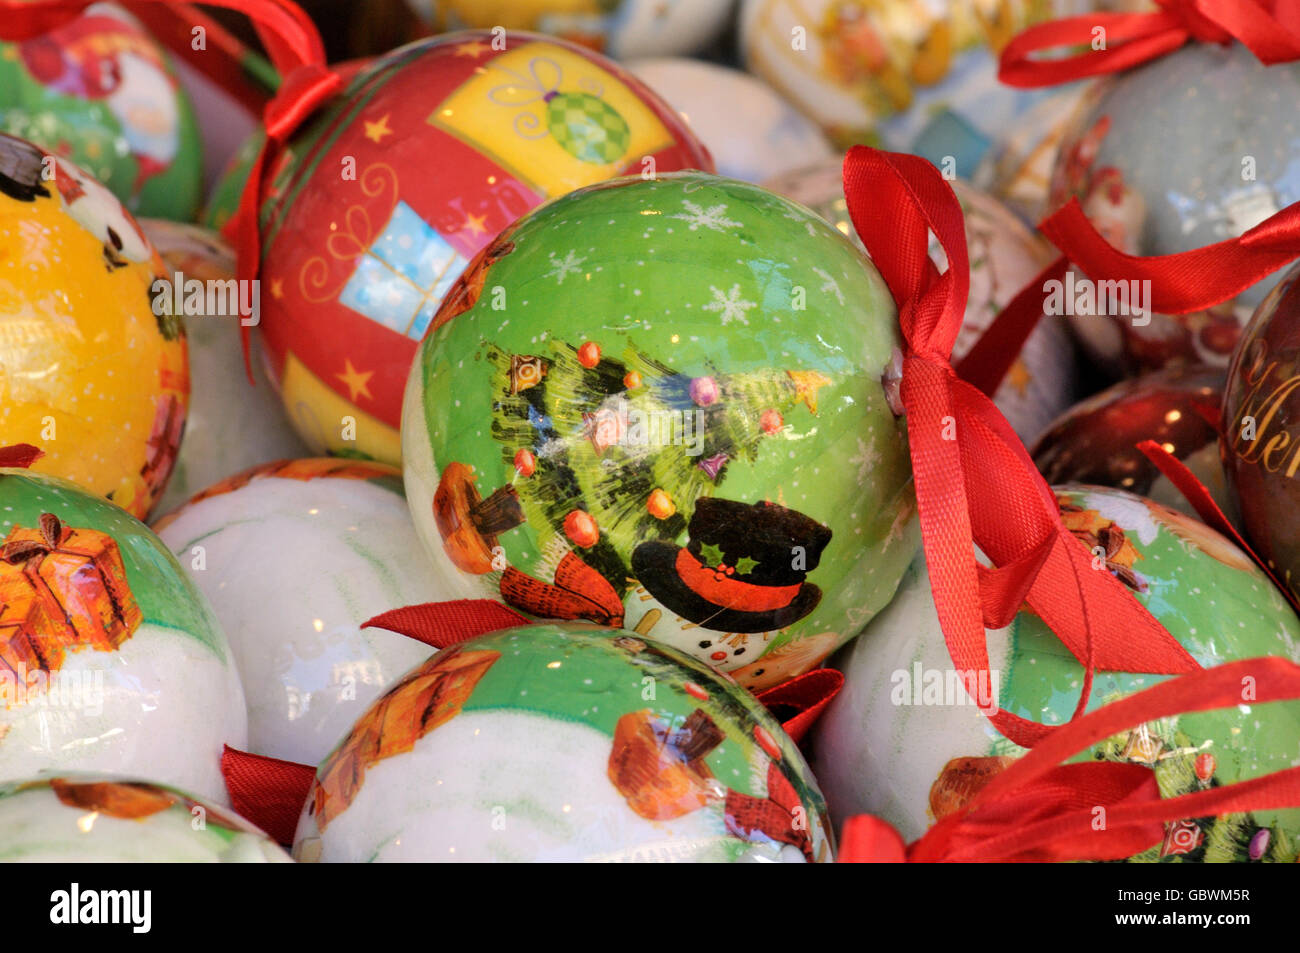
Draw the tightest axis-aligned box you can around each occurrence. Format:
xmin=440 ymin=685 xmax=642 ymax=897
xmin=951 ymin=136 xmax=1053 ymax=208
xmin=1096 ymin=723 xmax=1298 ymax=863
xmin=467 ymin=339 xmax=830 ymax=596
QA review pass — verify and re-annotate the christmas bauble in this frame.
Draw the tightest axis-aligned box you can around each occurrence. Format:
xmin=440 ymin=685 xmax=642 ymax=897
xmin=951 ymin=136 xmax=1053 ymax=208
xmin=1033 ymin=364 xmax=1228 ymax=516
xmin=0 ymin=133 xmax=188 ymax=519
xmin=1222 ymin=262 xmax=1300 ymax=607
xmin=813 ymin=485 xmax=1300 ymax=861
xmin=1049 ymin=43 xmax=1300 ymax=374
xmin=0 ymin=468 xmax=246 ymax=804
xmin=256 ymin=32 xmax=712 ymax=467
xmin=0 ymin=773 xmax=290 ymax=862
xmin=739 ymin=0 xmax=1067 ymax=164
xmin=765 ymin=163 xmax=1075 ymax=444
xmin=293 ymin=624 xmax=833 ymax=862
xmin=405 ymin=0 xmax=735 ymax=59
xmin=402 ymin=172 xmax=917 ymax=690
xmin=138 ymin=220 xmax=307 ymax=516
xmin=201 ymin=128 xmax=261 ymax=231
xmin=153 ymin=459 xmax=441 ymax=764
xmin=0 ymin=3 xmax=203 ymax=220
xmin=626 ymin=58 xmax=833 ymax=184
xmin=973 ymin=82 xmax=1093 ymax=225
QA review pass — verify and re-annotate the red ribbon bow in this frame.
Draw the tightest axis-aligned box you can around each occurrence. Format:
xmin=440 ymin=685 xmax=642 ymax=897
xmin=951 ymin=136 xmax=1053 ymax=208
xmin=839 ymin=656 xmax=1300 ymax=862
xmin=841 ymin=147 xmax=1199 ymax=749
xmin=0 ymin=0 xmax=340 ymax=381
xmin=999 ymin=0 xmax=1300 ymax=88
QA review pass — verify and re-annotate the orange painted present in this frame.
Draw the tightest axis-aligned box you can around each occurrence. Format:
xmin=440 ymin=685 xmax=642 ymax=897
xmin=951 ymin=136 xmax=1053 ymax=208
xmin=312 ymin=646 xmax=500 ymax=829
xmin=0 ymin=513 xmax=142 ymax=683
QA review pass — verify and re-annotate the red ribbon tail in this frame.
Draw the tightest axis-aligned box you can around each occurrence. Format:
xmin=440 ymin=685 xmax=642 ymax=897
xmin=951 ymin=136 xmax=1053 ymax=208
xmin=362 ymin=599 xmax=530 ymax=650
xmin=0 ymin=444 xmax=44 ymax=469
xmin=1135 ymin=439 xmax=1300 ymax=614
xmin=221 ymin=745 xmax=315 ymax=847
xmin=754 ymin=668 xmax=843 ymax=743
xmin=954 ymin=255 xmax=1067 ymax=398
xmin=837 ymin=814 xmax=908 ymax=863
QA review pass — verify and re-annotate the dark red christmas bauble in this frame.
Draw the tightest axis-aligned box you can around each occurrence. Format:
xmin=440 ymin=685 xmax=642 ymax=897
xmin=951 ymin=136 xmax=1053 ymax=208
xmin=1223 ymin=264 xmax=1300 ymax=602
xmin=1032 ymin=364 xmax=1225 ymax=508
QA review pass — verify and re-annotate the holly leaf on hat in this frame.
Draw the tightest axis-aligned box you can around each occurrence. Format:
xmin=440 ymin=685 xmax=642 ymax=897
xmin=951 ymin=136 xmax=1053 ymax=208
xmin=699 ymin=542 xmax=725 ymax=568
xmin=734 ymin=555 xmax=759 ymax=576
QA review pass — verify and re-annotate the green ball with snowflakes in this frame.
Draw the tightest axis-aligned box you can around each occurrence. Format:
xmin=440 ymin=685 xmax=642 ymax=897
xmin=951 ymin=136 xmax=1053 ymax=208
xmin=293 ymin=623 xmax=833 ymax=862
xmin=402 ymin=172 xmax=917 ymax=691
xmin=812 ymin=485 xmax=1300 ymax=863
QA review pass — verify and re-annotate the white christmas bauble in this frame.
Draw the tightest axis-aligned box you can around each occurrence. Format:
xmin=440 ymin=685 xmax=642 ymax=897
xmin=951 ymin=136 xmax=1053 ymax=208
xmin=627 ymin=57 xmax=833 ymax=184
xmin=154 ymin=459 xmax=441 ymax=764
xmin=406 ymin=0 xmax=735 ymax=59
xmin=0 ymin=773 xmax=291 ymax=862
xmin=764 ymin=163 xmax=1077 ymax=443
xmin=138 ymin=220 xmax=308 ymax=518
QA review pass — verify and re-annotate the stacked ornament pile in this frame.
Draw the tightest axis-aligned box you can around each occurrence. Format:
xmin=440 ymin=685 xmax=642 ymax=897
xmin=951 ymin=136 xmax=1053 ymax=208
xmin=0 ymin=0 xmax=1299 ymax=865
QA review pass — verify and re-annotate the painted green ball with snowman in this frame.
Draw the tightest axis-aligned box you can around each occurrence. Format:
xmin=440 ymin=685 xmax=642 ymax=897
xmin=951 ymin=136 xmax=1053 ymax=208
xmin=402 ymin=172 xmax=917 ymax=690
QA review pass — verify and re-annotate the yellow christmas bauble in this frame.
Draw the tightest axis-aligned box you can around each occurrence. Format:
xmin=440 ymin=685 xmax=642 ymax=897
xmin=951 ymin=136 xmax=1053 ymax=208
xmin=0 ymin=133 xmax=187 ymax=518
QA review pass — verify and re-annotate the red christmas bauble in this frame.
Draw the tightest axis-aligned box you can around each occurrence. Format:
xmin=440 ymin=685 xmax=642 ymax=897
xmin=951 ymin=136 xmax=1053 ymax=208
xmin=254 ymin=31 xmax=712 ymax=466
xmin=760 ymin=408 xmax=784 ymax=434
xmin=577 ymin=341 xmax=601 ymax=368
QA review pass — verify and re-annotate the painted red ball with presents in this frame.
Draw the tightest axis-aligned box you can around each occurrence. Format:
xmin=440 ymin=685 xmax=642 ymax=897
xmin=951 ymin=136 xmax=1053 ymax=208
xmin=255 ymin=30 xmax=713 ymax=465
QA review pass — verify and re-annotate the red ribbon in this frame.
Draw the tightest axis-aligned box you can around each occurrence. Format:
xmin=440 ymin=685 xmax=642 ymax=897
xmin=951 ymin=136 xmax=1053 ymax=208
xmin=0 ymin=0 xmax=339 ymax=382
xmin=221 ymin=745 xmax=315 ymax=847
xmin=999 ymin=0 xmax=1300 ymax=88
xmin=0 ymin=444 xmax=44 ymax=469
xmin=841 ymin=147 xmax=1199 ymax=749
xmin=839 ymin=656 xmax=1300 ymax=862
xmin=965 ymin=191 xmax=1300 ymax=401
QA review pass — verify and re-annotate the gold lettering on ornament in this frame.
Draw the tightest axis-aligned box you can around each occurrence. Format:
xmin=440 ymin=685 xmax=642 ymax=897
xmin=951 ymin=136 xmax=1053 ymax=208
xmin=1230 ymin=360 xmax=1300 ymax=478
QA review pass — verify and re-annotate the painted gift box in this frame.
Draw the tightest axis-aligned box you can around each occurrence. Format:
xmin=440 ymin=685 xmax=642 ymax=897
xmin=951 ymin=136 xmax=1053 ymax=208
xmin=0 ymin=513 xmax=142 ymax=679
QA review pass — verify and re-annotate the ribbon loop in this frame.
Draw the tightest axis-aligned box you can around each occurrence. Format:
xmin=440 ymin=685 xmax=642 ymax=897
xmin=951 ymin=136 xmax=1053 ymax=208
xmin=842 ymin=146 xmax=1199 ymax=749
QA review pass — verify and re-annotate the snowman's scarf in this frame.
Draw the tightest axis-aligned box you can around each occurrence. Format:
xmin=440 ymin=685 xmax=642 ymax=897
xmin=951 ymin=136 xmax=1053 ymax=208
xmin=842 ymin=146 xmax=1200 ymax=749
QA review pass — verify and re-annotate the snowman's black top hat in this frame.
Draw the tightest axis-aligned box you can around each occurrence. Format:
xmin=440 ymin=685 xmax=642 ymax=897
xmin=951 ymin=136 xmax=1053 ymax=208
xmin=630 ymin=497 xmax=831 ymax=634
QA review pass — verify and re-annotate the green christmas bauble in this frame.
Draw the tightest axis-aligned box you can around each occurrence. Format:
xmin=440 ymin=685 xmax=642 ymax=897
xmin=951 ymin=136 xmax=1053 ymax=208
xmin=402 ymin=172 xmax=918 ymax=692
xmin=201 ymin=129 xmax=262 ymax=231
xmin=813 ymin=485 xmax=1300 ymax=862
xmin=0 ymin=5 xmax=203 ymax=221
xmin=293 ymin=623 xmax=833 ymax=862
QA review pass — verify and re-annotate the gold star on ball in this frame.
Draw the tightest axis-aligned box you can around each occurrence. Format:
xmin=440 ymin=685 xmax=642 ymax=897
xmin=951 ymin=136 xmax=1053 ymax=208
xmin=363 ymin=113 xmax=394 ymax=144
xmin=786 ymin=369 xmax=832 ymax=414
xmin=336 ymin=359 xmax=374 ymax=402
